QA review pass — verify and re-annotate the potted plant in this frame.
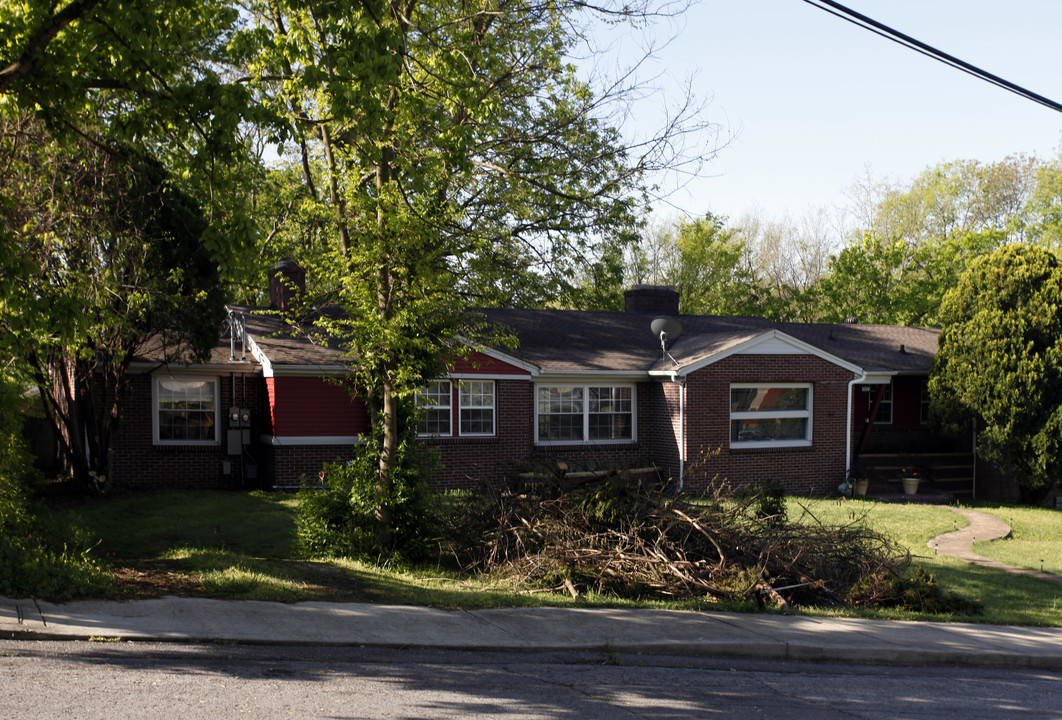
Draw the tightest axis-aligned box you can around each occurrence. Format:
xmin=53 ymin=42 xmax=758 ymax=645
xmin=900 ymin=467 xmax=921 ymax=495
xmin=848 ymin=464 xmax=870 ymax=497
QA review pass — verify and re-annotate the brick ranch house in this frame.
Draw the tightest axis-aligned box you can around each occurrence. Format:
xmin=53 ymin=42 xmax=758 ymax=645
xmin=112 ymin=263 xmax=979 ymax=497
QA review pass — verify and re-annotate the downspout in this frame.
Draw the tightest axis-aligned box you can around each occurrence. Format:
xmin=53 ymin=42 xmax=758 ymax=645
xmin=670 ymin=371 xmax=686 ymax=492
xmin=845 ymin=370 xmax=868 ymax=486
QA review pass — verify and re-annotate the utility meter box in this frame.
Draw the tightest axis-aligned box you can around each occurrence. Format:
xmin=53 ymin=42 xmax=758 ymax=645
xmin=227 ymin=407 xmax=252 ymax=454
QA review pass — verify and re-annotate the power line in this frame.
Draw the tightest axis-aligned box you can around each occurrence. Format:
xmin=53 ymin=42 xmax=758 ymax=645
xmin=802 ymin=0 xmax=1062 ymax=115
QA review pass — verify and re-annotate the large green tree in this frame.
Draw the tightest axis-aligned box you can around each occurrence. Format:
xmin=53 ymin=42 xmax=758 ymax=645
xmin=0 ymin=0 xmax=266 ymax=279
xmin=816 ymin=229 xmax=1002 ymax=326
xmin=930 ymin=244 xmax=1062 ymax=502
xmin=1 ymin=1 xmax=273 ymax=486
xmin=235 ymin=0 xmax=708 ymax=545
xmin=727 ymin=210 xmax=836 ymax=322
xmin=0 ymin=117 xmax=226 ymax=487
xmin=626 ymin=213 xmax=757 ymax=315
xmin=803 ymin=157 xmax=1044 ymax=326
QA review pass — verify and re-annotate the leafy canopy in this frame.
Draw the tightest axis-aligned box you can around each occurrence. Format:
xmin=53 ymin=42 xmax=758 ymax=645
xmin=930 ymin=243 xmax=1062 ymax=501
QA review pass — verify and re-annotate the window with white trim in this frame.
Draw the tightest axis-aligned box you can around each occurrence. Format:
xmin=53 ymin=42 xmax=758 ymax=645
xmin=588 ymin=386 xmax=633 ymax=440
xmin=416 ymin=379 xmax=495 ymax=437
xmin=417 ymin=380 xmax=452 ymax=436
xmin=154 ymin=377 xmax=219 ymax=445
xmin=730 ymin=384 xmax=812 ymax=448
xmin=459 ymin=380 xmax=495 ymax=436
xmin=536 ymin=384 xmax=634 ymax=444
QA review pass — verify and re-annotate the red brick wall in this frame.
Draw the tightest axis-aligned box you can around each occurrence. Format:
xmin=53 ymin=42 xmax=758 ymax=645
xmin=680 ymin=355 xmax=853 ymax=495
xmin=111 ymin=370 xmax=267 ymax=488
xmin=646 ymin=381 xmax=682 ymax=485
xmin=426 ymin=378 xmax=533 ymax=489
xmin=113 ymin=357 xmax=862 ymax=496
xmin=263 ymin=442 xmax=360 ymax=488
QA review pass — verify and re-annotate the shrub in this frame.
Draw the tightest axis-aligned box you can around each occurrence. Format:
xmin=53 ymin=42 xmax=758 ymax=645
xmin=735 ymin=479 xmax=788 ymax=525
xmin=296 ymin=436 xmax=437 ymax=563
xmin=0 ymin=375 xmax=111 ymax=599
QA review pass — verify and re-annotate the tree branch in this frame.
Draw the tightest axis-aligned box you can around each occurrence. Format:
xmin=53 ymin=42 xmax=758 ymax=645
xmin=0 ymin=0 xmax=105 ymax=93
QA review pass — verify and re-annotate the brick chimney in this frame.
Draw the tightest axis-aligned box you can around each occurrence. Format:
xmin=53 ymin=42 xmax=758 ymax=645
xmin=269 ymin=258 xmax=306 ymax=311
xmin=623 ymin=285 xmax=680 ymax=315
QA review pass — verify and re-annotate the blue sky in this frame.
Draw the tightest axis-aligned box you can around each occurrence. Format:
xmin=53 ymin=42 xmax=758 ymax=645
xmin=602 ymin=1 xmax=1062 ymax=222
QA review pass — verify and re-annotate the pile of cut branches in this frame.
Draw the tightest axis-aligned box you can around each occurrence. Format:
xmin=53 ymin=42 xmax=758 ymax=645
xmin=450 ymin=476 xmax=938 ymax=610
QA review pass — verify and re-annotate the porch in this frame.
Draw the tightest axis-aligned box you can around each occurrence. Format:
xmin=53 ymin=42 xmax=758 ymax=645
xmin=854 ymin=452 xmax=975 ymax=501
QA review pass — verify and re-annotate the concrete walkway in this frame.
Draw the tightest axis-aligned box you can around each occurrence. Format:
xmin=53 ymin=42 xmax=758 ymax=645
xmin=4 ymin=594 xmax=1062 ymax=670
xmin=927 ymin=507 xmax=1062 ymax=584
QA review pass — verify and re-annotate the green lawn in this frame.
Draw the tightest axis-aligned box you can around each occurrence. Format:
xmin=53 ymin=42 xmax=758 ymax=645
xmin=54 ymin=489 xmax=1062 ymax=626
xmin=789 ymin=497 xmax=1062 ymax=627
xmin=965 ymin=502 xmax=1062 ymax=576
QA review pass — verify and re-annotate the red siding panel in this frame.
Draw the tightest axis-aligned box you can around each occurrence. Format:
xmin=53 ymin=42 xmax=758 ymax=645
xmin=270 ymin=376 xmax=370 ymax=437
xmin=450 ymin=351 xmax=530 ymax=375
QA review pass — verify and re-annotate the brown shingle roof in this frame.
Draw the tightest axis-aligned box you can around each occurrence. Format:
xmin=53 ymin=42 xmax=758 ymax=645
xmin=131 ymin=305 xmax=350 ymax=371
xmin=135 ymin=304 xmax=939 ymax=377
xmin=238 ymin=308 xmax=349 ymax=368
xmin=474 ymin=308 xmax=938 ymax=375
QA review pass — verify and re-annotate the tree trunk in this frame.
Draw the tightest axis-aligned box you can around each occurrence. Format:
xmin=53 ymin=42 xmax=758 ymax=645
xmin=373 ymin=143 xmax=398 ymax=550
xmin=376 ymin=367 xmax=397 ymax=550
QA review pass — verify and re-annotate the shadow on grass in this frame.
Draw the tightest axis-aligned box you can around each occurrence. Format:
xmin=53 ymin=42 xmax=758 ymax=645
xmin=915 ymin=558 xmax=1062 ymax=626
xmin=57 ymin=489 xmax=300 ymax=558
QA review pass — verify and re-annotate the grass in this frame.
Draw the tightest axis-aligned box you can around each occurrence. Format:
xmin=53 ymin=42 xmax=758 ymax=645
xmin=964 ymin=501 xmax=1062 ymax=575
xmin=64 ymin=489 xmax=300 ymax=558
xmin=788 ymin=496 xmax=1062 ymax=627
xmin=51 ymin=488 xmax=1062 ymax=627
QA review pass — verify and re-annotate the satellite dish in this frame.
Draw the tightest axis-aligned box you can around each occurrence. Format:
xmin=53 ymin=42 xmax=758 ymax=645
xmin=650 ymin=316 xmax=683 ymax=342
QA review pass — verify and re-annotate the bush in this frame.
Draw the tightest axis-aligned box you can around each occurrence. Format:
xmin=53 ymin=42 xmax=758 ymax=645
xmin=296 ymin=436 xmax=438 ymax=563
xmin=735 ymin=479 xmax=788 ymax=525
xmin=0 ymin=375 xmax=111 ymax=599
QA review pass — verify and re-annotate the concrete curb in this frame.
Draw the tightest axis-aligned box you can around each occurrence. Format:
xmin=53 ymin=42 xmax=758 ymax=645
xmin=3 ymin=597 xmax=1062 ymax=670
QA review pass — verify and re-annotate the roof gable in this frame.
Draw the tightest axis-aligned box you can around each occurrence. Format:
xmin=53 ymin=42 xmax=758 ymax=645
xmin=656 ymin=329 xmax=864 ymax=377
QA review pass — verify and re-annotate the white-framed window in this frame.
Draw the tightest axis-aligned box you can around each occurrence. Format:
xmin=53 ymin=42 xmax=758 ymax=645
xmin=870 ymin=382 xmax=893 ymax=424
xmin=459 ymin=380 xmax=495 ymax=436
xmin=417 ymin=380 xmax=453 ymax=436
xmin=153 ymin=376 xmax=219 ymax=445
xmin=730 ymin=383 xmax=812 ymax=448
xmin=536 ymin=384 xmax=635 ymax=444
xmin=417 ymin=379 xmax=495 ymax=437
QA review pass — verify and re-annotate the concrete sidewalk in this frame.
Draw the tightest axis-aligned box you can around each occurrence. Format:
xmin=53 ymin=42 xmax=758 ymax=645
xmin=4 ymin=595 xmax=1062 ymax=669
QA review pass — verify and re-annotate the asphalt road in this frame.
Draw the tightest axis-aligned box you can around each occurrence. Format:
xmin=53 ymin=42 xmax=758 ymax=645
xmin=3 ymin=640 xmax=1060 ymax=719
